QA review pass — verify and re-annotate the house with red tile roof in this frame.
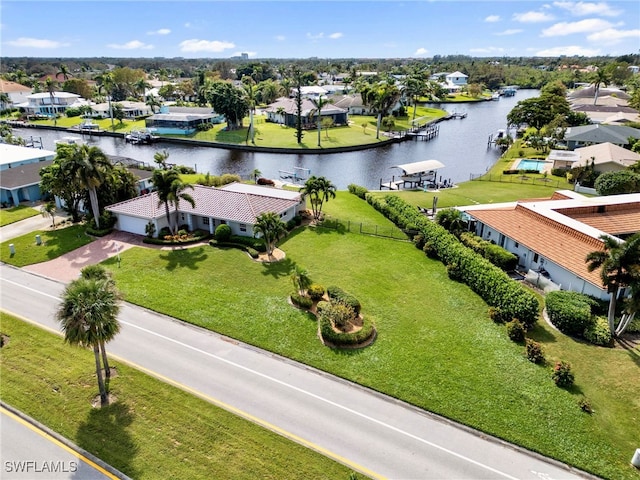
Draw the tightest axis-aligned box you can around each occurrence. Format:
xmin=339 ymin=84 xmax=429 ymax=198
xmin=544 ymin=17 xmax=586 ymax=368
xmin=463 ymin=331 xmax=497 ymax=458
xmin=459 ymin=190 xmax=640 ymax=300
xmin=107 ymin=182 xmax=305 ymax=237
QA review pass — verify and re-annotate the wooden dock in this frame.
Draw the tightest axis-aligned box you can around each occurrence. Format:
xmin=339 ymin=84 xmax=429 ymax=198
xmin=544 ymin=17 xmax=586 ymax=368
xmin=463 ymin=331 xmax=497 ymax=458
xmin=406 ymin=124 xmax=439 ymax=141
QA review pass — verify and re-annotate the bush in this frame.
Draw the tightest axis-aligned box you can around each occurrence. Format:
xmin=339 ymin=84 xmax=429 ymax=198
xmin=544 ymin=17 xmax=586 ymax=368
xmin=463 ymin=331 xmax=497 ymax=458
xmin=291 ymin=293 xmax=313 ymax=309
xmin=158 ymin=226 xmax=171 ymax=238
xmin=578 ymin=397 xmax=593 ymax=414
xmin=502 ymin=169 xmax=540 ymax=175
xmin=506 ymin=319 xmax=525 ymax=342
xmin=525 ymin=339 xmax=544 ymax=364
xmin=226 ymin=234 xmax=266 ymax=252
xmin=326 ymin=286 xmax=361 ymax=315
xmin=552 ymin=361 xmax=574 ymax=388
xmin=145 ymin=221 xmax=156 ymax=238
xmin=583 ymin=316 xmax=612 ymax=346
xmin=219 ymin=173 xmax=241 ymax=185
xmin=551 ymin=168 xmax=568 ymax=177
xmin=257 ymin=178 xmax=275 ymax=186
xmin=446 ymin=263 xmax=463 ymax=281
xmin=177 ymin=229 xmax=188 ymax=237
xmin=488 ymin=307 xmax=511 ymax=324
xmin=545 ymin=291 xmax=595 ymax=336
xmin=307 ymin=283 xmax=325 ymax=301
xmin=460 ymin=232 xmax=517 ymax=271
xmin=422 ymin=242 xmax=438 ymax=259
xmin=594 ymin=170 xmax=640 ymax=196
xmin=413 ymin=233 xmax=425 ymax=250
xmin=214 ymin=224 xmax=232 ymax=241
xmin=143 ymin=229 xmax=209 ymax=245
xmin=348 ymin=184 xmax=369 ymax=199
xmin=246 ymin=247 xmax=259 ymax=259
xmin=319 ymin=308 xmax=375 ymax=347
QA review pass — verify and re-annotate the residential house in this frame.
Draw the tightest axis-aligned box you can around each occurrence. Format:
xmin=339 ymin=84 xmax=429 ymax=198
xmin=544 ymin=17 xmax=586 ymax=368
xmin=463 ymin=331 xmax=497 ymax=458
xmin=445 ymin=71 xmax=468 ymax=86
xmin=0 ymin=159 xmax=53 ymax=206
xmin=91 ymin=100 xmax=152 ymax=119
xmin=15 ymin=92 xmax=88 ymax=117
xmin=331 ymin=93 xmax=373 ymax=115
xmin=547 ymin=149 xmax=581 ymax=170
xmin=144 ymin=106 xmax=223 ymax=135
xmin=106 ymin=182 xmax=306 ymax=237
xmin=572 ymin=142 xmax=640 ymax=173
xmin=0 ymin=80 xmax=32 ymax=109
xmin=563 ymin=124 xmax=640 ymax=150
xmin=264 ymin=97 xmax=348 ymax=128
xmin=459 ymin=191 xmax=640 ymax=300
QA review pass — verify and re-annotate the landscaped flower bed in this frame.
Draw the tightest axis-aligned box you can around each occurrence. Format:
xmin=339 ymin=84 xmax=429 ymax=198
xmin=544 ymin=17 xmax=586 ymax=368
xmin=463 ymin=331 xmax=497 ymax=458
xmin=143 ymin=229 xmax=210 ymax=245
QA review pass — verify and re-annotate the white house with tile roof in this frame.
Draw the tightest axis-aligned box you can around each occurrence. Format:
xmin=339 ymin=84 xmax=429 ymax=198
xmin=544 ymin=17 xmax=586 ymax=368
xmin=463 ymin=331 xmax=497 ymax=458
xmin=106 ymin=183 xmax=305 ymax=237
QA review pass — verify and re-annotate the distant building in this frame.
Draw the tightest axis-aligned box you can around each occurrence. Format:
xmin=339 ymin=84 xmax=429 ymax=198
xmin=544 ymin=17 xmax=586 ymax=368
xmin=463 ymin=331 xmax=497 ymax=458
xmin=0 ymin=144 xmax=56 ymax=206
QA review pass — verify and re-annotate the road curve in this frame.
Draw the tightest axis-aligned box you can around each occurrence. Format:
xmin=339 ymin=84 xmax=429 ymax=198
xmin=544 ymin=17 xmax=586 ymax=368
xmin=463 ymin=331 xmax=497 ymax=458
xmin=0 ymin=264 xmax=592 ymax=480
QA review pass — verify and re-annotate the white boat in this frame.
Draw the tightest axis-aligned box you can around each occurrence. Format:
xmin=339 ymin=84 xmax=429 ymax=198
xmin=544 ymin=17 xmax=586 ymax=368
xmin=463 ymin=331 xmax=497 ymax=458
xmin=54 ymin=136 xmax=85 ymax=146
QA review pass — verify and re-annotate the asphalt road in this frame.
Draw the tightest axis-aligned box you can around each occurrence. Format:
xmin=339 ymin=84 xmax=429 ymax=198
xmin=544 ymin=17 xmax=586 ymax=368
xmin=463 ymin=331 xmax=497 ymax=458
xmin=0 ymin=264 xmax=591 ymax=480
xmin=0 ymin=405 xmax=119 ymax=480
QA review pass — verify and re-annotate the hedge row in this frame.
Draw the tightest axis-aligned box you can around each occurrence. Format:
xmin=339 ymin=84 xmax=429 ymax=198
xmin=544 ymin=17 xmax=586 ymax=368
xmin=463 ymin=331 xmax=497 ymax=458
xmin=364 ymin=192 xmax=539 ymax=327
xmin=326 ymin=285 xmax=361 ymax=315
xmin=546 ymin=291 xmax=611 ymax=345
xmin=460 ymin=232 xmax=518 ymax=271
xmin=209 ymin=240 xmax=260 ymax=258
xmin=143 ymin=230 xmax=210 ymax=245
xmin=502 ymin=169 xmax=541 ymax=175
xmin=348 ymin=184 xmax=369 ymax=199
xmin=319 ymin=314 xmax=375 ymax=346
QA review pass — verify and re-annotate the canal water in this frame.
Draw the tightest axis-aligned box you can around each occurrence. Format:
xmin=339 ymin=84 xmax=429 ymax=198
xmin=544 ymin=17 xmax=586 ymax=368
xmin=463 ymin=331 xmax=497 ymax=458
xmin=14 ymin=90 xmax=539 ymax=190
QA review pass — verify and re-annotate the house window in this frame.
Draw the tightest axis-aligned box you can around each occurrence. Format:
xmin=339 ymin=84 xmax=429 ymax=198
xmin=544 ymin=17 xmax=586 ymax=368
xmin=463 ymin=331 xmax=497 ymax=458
xmin=180 ymin=213 xmax=185 ymax=221
xmin=514 ymin=242 xmax=519 ymax=248
xmin=203 ymin=218 xmax=210 ymax=225
xmin=239 ymin=224 xmax=247 ymax=232
xmin=533 ymin=253 xmax=539 ymax=263
xmin=221 ymin=220 xmax=226 ymax=225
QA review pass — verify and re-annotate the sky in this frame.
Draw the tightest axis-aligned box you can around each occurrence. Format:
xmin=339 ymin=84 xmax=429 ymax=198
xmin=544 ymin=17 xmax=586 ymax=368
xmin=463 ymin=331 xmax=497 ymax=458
xmin=1 ymin=1 xmax=639 ymax=59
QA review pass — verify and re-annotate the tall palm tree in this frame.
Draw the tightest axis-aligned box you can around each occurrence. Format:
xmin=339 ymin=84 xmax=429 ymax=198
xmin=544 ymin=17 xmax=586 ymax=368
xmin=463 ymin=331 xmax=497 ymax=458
xmin=253 ymin=211 xmax=287 ymax=257
xmin=0 ymin=92 xmax=10 ymax=111
xmin=242 ymin=76 xmax=258 ymax=145
xmin=44 ymin=77 xmax=58 ymax=126
xmin=64 ymin=144 xmax=112 ymax=228
xmin=56 ymin=64 xmax=72 ymax=81
xmin=311 ymin=95 xmax=326 ymax=147
xmin=299 ymin=176 xmax=336 ymax=220
xmin=134 ymin=78 xmax=152 ymax=100
xmin=56 ymin=276 xmax=122 ymax=406
xmin=586 ymin=233 xmax=640 ymax=335
xmin=591 ymin=68 xmax=612 ymax=106
xmin=96 ymin=72 xmax=115 ymax=131
xmin=151 ymin=168 xmax=196 ymax=234
xmin=358 ymin=79 xmax=401 ymax=139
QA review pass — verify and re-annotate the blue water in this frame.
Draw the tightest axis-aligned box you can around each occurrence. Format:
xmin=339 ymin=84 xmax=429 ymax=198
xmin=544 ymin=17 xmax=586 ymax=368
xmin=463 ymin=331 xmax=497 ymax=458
xmin=515 ymin=159 xmax=546 ymax=172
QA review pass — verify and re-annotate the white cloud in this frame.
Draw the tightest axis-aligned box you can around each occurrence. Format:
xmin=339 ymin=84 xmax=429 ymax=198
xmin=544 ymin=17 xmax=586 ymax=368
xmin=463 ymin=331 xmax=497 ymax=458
xmin=553 ymin=1 xmax=622 ymax=17
xmin=513 ymin=11 xmax=555 ymax=23
xmin=107 ymin=40 xmax=153 ymax=50
xmin=587 ymin=28 xmax=640 ymax=45
xmin=329 ymin=32 xmax=343 ymax=39
xmin=469 ymin=47 xmax=506 ymax=54
xmin=495 ymin=29 xmax=523 ymax=36
xmin=535 ymin=45 xmax=601 ymax=56
xmin=307 ymin=32 xmax=324 ymax=40
xmin=7 ymin=37 xmax=70 ymax=49
xmin=485 ymin=15 xmax=500 ymax=23
xmin=148 ymin=28 xmax=171 ymax=35
xmin=414 ymin=47 xmax=428 ymax=56
xmin=179 ymin=39 xmax=235 ymax=53
xmin=542 ymin=18 xmax=615 ymax=36
xmin=275 ymin=35 xmax=286 ymax=41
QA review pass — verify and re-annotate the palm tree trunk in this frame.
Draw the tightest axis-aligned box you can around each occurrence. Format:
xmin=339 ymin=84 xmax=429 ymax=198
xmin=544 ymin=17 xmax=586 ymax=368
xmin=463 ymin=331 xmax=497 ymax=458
xmin=615 ymin=312 xmax=636 ymax=336
xmin=93 ymin=344 xmax=108 ymax=405
xmin=100 ymin=341 xmax=111 ymax=380
xmin=376 ymin=113 xmax=382 ymax=140
xmin=89 ymin=187 xmax=101 ymax=229
xmin=607 ymin=289 xmax=618 ymax=332
xmin=108 ymin=96 xmax=115 ymax=132
xmin=164 ymin=202 xmax=173 ymax=235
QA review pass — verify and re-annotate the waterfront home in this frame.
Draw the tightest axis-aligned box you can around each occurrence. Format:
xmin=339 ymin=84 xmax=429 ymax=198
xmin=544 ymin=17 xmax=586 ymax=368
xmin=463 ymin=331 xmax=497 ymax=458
xmin=459 ymin=191 xmax=640 ymax=300
xmin=91 ymin=100 xmax=152 ymax=119
xmin=264 ymin=97 xmax=348 ymax=128
xmin=331 ymin=93 xmax=373 ymax=115
xmin=144 ymin=106 xmax=222 ymax=135
xmin=107 ymin=182 xmax=305 ymax=237
xmin=0 ymin=159 xmax=53 ymax=207
xmin=446 ymin=71 xmax=468 ymax=86
xmin=15 ymin=92 xmax=88 ymax=117
xmin=572 ymin=142 xmax=640 ymax=173
xmin=0 ymin=80 xmax=32 ymax=109
xmin=563 ymin=124 xmax=640 ymax=150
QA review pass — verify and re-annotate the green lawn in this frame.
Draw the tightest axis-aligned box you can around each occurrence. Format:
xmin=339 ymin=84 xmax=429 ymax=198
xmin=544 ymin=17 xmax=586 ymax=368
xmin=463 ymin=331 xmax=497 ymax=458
xmin=30 ymin=117 xmax=146 ymax=133
xmin=0 ymin=313 xmax=361 ymax=480
xmin=0 ymin=205 xmax=39 ymax=227
xmin=97 ymin=191 xmax=639 ymax=479
xmin=0 ymin=224 xmax=93 ymax=267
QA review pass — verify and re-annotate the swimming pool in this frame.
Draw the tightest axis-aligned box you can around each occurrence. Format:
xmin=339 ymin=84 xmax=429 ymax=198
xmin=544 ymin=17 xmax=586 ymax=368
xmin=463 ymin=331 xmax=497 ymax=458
xmin=515 ymin=159 xmax=547 ymax=172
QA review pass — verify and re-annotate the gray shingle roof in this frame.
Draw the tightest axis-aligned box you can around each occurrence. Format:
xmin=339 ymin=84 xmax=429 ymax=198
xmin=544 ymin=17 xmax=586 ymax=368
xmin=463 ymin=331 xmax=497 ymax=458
xmin=0 ymin=160 xmax=52 ymax=189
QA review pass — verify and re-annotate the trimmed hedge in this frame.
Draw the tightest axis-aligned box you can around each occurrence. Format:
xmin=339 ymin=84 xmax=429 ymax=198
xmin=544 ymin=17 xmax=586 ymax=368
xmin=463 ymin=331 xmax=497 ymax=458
xmin=86 ymin=227 xmax=113 ymax=237
xmin=502 ymin=169 xmax=541 ymax=175
xmin=365 ymin=193 xmax=539 ymax=328
xmin=583 ymin=316 xmax=612 ymax=346
xmin=326 ymin=286 xmax=361 ymax=315
xmin=290 ymin=293 xmax=313 ymax=309
xmin=348 ymin=184 xmax=369 ymax=199
xmin=209 ymin=239 xmax=260 ymax=258
xmin=460 ymin=232 xmax=518 ymax=271
xmin=319 ymin=314 xmax=375 ymax=347
xmin=545 ymin=291 xmax=595 ymax=336
xmin=143 ymin=230 xmax=210 ymax=245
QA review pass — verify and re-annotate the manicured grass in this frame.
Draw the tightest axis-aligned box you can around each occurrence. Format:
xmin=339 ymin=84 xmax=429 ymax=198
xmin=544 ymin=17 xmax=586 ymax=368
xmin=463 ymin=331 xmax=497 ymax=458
xmin=0 ymin=205 xmax=39 ymax=227
xmin=0 ymin=224 xmax=93 ymax=267
xmin=30 ymin=117 xmax=146 ymax=133
xmin=101 ymin=220 xmax=639 ymax=479
xmin=0 ymin=313 xmax=359 ymax=480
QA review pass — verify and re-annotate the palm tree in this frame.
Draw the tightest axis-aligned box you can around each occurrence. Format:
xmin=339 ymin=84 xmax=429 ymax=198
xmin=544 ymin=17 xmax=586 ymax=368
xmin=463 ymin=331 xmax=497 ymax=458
xmin=591 ymin=68 xmax=612 ymax=106
xmin=56 ymin=276 xmax=122 ymax=406
xmin=151 ymin=168 xmax=196 ymax=234
xmin=586 ymin=233 xmax=640 ymax=335
xmin=153 ymin=149 xmax=170 ymax=169
xmin=253 ymin=211 xmax=287 ymax=258
xmin=40 ymin=201 xmax=57 ymax=228
xmin=146 ymin=95 xmax=161 ymax=114
xmin=0 ymin=92 xmax=10 ymax=111
xmin=64 ymin=144 xmax=112 ymax=228
xmin=291 ymin=265 xmax=312 ymax=295
xmin=299 ymin=176 xmax=336 ymax=221
xmin=311 ymin=95 xmax=326 ymax=147
xmin=359 ymin=79 xmax=401 ymax=139
xmin=56 ymin=64 xmax=72 ymax=81
xmin=44 ymin=77 xmax=58 ymax=126
xmin=251 ymin=168 xmax=262 ymax=183
xmin=135 ymin=78 xmax=152 ymax=100
xmin=96 ymin=72 xmax=115 ymax=131
xmin=242 ymin=76 xmax=258 ymax=145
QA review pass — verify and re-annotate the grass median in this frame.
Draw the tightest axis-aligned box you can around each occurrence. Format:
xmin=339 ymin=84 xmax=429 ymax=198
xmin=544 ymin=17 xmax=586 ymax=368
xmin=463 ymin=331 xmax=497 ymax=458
xmin=0 ymin=312 xmax=363 ymax=479
xmin=0 ymin=205 xmax=39 ymax=227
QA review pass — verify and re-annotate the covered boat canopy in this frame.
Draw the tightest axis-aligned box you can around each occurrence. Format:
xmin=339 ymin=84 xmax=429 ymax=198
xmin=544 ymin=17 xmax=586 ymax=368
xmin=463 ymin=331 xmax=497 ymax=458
xmin=392 ymin=160 xmax=445 ymax=175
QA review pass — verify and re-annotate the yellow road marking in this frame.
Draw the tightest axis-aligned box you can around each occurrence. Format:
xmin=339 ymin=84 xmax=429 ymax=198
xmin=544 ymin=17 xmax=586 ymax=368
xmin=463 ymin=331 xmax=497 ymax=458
xmin=0 ymin=406 xmax=119 ymax=479
xmin=1 ymin=309 xmax=385 ymax=479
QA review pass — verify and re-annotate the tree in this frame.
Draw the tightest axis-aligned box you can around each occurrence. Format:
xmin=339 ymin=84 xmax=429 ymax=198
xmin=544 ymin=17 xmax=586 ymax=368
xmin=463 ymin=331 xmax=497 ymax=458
xmin=242 ymin=76 xmax=258 ymax=144
xmin=359 ymin=79 xmax=401 ymax=139
xmin=594 ymin=170 xmax=640 ymax=196
xmin=321 ymin=117 xmax=334 ymax=139
xmin=56 ymin=275 xmax=122 ymax=406
xmin=44 ymin=77 xmax=58 ymax=126
xmin=435 ymin=208 xmax=466 ymax=236
xmin=291 ymin=67 xmax=305 ymax=144
xmin=403 ymin=74 xmax=426 ymax=124
xmin=299 ymin=176 xmax=336 ymax=220
xmin=291 ymin=265 xmax=312 ymax=295
xmin=40 ymin=147 xmax=86 ymax=222
xmin=586 ymin=233 xmax=640 ymax=335
xmin=253 ymin=211 xmax=287 ymax=257
xmin=590 ymin=68 xmax=612 ymax=105
xmin=507 ymin=97 xmax=557 ymax=133
xmin=95 ymin=72 xmax=115 ymax=131
xmin=153 ymin=149 xmax=171 ymax=169
xmin=251 ymin=168 xmax=262 ymax=183
xmin=40 ymin=201 xmax=57 ymax=228
xmin=112 ymin=103 xmax=125 ymax=125
xmin=64 ymin=144 xmax=112 ymax=228
xmin=381 ymin=115 xmax=395 ymax=133
xmin=151 ymin=168 xmax=195 ymax=234
xmin=134 ymin=77 xmax=152 ymax=100
xmin=311 ymin=95 xmax=326 ymax=147
xmin=91 ymin=164 xmax=138 ymax=210
xmin=205 ymin=81 xmax=249 ymax=130
xmin=56 ymin=64 xmax=72 ymax=81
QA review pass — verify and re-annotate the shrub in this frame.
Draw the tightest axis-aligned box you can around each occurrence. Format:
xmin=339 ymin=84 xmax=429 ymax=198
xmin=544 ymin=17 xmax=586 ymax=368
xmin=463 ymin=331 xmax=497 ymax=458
xmin=446 ymin=263 xmax=463 ymax=281
xmin=422 ymin=242 xmax=438 ymax=259
xmin=214 ymin=224 xmax=232 ymax=241
xmin=145 ymin=221 xmax=156 ymax=238
xmin=460 ymin=232 xmax=517 ymax=271
xmin=326 ymin=286 xmax=361 ymax=315
xmin=177 ymin=229 xmax=188 ymax=237
xmin=158 ymin=226 xmax=171 ymax=238
xmin=320 ymin=301 xmax=355 ymax=330
xmin=307 ymin=283 xmax=326 ymax=301
xmin=257 ymin=178 xmax=275 ymax=186
xmin=506 ymin=319 xmax=525 ymax=342
xmin=488 ymin=307 xmax=511 ymax=324
xmin=286 ymin=218 xmax=297 ymax=230
xmin=413 ymin=233 xmax=425 ymax=250
xmin=219 ymin=173 xmax=241 ymax=185
xmin=552 ymin=361 xmax=574 ymax=388
xmin=525 ymin=339 xmax=544 ymax=364
xmin=226 ymin=234 xmax=266 ymax=252
xmin=578 ymin=397 xmax=593 ymax=414
xmin=546 ymin=291 xmax=595 ymax=336
xmin=291 ymin=293 xmax=313 ymax=309
xmin=347 ymin=184 xmax=369 ymax=199
xmin=583 ymin=316 xmax=612 ymax=346
xmin=246 ymin=247 xmax=259 ymax=259
xmin=551 ymin=168 xmax=567 ymax=177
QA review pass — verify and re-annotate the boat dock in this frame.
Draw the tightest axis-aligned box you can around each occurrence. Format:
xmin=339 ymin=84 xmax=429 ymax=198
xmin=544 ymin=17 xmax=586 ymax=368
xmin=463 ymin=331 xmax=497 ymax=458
xmin=406 ymin=123 xmax=440 ymax=141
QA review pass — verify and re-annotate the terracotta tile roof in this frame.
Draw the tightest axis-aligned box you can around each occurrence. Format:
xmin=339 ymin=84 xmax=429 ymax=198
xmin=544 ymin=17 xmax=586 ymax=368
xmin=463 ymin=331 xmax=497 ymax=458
xmin=107 ymin=184 xmax=300 ymax=224
xmin=560 ymin=202 xmax=640 ymax=236
xmin=469 ymin=204 xmax=606 ymax=289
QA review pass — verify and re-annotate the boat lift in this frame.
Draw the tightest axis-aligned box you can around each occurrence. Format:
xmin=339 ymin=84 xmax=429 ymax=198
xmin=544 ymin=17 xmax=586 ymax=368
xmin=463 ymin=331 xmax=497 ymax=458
xmin=279 ymin=167 xmax=311 ymax=183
